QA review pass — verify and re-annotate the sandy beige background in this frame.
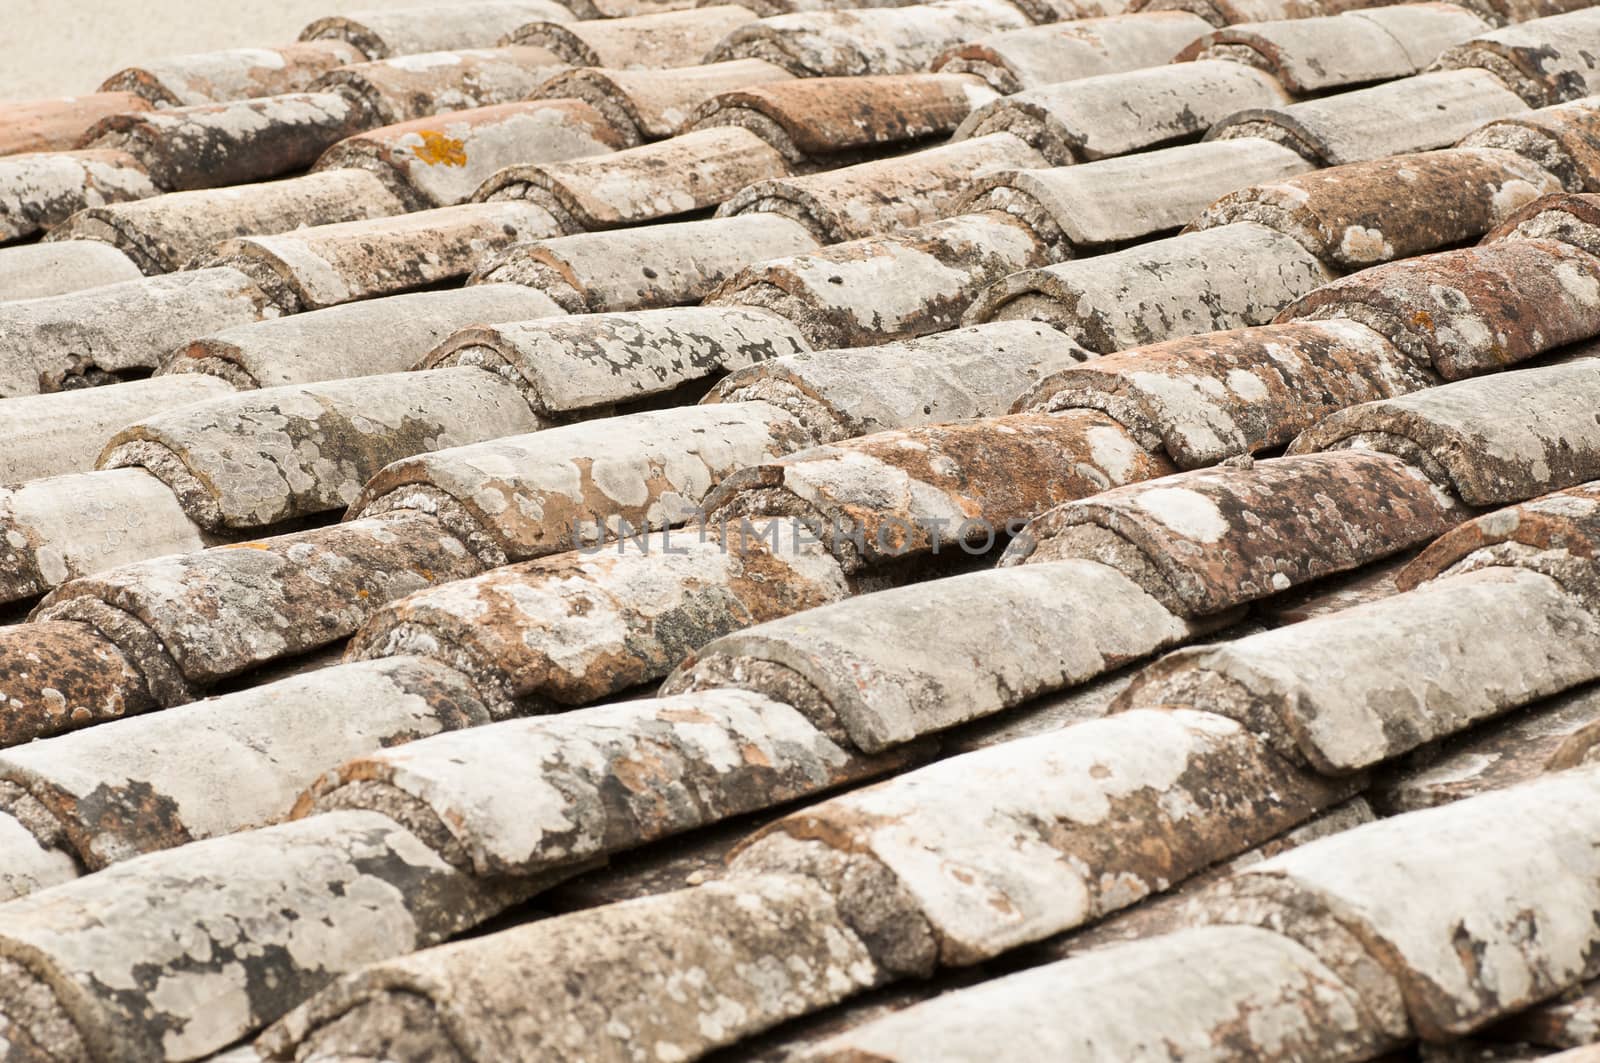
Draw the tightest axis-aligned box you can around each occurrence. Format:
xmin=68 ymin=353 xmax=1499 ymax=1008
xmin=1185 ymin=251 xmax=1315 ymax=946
xmin=3 ymin=0 xmax=487 ymax=100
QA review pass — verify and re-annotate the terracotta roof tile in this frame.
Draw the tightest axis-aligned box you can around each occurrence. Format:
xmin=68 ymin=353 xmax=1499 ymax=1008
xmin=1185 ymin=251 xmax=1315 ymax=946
xmin=706 ymin=0 xmax=1032 ymax=77
xmin=957 ymin=59 xmax=1287 ymax=164
xmin=297 ymin=0 xmax=576 ymax=60
xmin=314 ymin=99 xmax=631 ymax=210
xmin=0 ymin=267 xmax=279 ymax=397
xmin=163 ymin=283 xmax=566 ymax=388
xmin=470 ymin=212 xmax=822 ymax=311
xmin=707 ymin=320 xmax=1088 ymax=439
xmin=931 ymin=11 xmax=1213 ymax=93
xmin=473 ymin=125 xmax=790 ymax=230
xmin=501 ymin=5 xmax=760 ymax=67
xmin=0 ymin=620 xmax=157 ymax=752
xmin=419 ymin=304 xmax=809 ymax=417
xmin=45 ymin=168 xmax=409 ymax=274
xmin=0 ymin=239 xmax=142 ymax=300
xmin=1208 ymin=67 xmax=1530 ymax=164
xmin=0 ymin=149 xmax=158 ymax=245
xmin=1435 ymin=7 xmax=1600 ymax=106
xmin=0 ymin=93 xmax=152 ymax=159
xmin=685 ymin=72 xmax=995 ymax=164
xmin=1176 ymin=4 xmax=1491 ymax=95
xmin=534 ymin=59 xmax=796 ymax=140
xmin=1460 ymin=96 xmax=1600 ymax=191
xmin=310 ymin=46 xmax=571 ymax=125
xmin=708 ymin=209 xmax=1054 ymax=347
xmin=1128 ymin=0 xmax=1332 ymax=28
xmin=965 ymin=222 xmax=1335 ymax=352
xmin=96 ymin=41 xmax=365 ymax=107
xmin=0 ymin=376 xmax=235 ymax=483
xmin=717 ymin=132 xmax=1046 ymax=241
xmin=1015 ymin=319 xmax=1436 ymax=468
xmin=204 ymin=200 xmax=559 ymax=312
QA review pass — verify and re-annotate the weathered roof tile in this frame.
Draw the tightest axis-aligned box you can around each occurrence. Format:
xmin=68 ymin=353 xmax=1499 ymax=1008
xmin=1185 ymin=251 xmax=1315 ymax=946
xmin=1461 ymin=96 xmax=1600 ymax=191
xmin=46 ymin=168 xmax=410 ymax=274
xmin=1207 ymin=68 xmax=1529 ymax=165
xmin=717 ymin=132 xmax=1047 ymax=242
xmin=0 ymin=149 xmax=159 ymax=245
xmin=1277 ymin=238 xmax=1600 ymax=379
xmin=535 ymin=59 xmax=795 ymax=140
xmin=0 ymin=239 xmax=142 ymax=300
xmin=1434 ymin=7 xmax=1600 ymax=107
xmin=470 ymin=212 xmax=821 ymax=312
xmin=706 ymin=0 xmax=1032 ymax=77
xmin=957 ymin=59 xmax=1289 ymax=165
xmin=315 ymin=99 xmax=631 ymax=210
xmin=965 ymin=222 xmax=1334 ymax=353
xmin=98 ymin=41 xmax=365 ymax=107
xmin=0 ymin=93 xmax=152 ymax=158
xmin=932 ymin=11 xmax=1213 ymax=93
xmin=311 ymin=46 xmax=571 ymax=125
xmin=503 ymin=5 xmax=759 ymax=67
xmin=299 ymin=0 xmax=575 ymax=60
xmin=1192 ymin=146 xmax=1561 ymax=268
xmin=0 ymin=620 xmax=157 ymax=750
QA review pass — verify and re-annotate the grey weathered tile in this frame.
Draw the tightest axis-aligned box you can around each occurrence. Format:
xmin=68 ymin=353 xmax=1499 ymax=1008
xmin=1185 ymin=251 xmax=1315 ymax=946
xmin=298 ymin=0 xmax=574 ymax=59
xmin=0 ymin=149 xmax=158 ymax=244
xmin=1435 ymin=7 xmax=1600 ymax=107
xmin=0 ymin=240 xmax=142 ymax=300
xmin=536 ymin=59 xmax=795 ymax=140
xmin=503 ymin=5 xmax=759 ymax=68
xmin=932 ymin=11 xmax=1213 ymax=93
xmin=311 ymin=46 xmax=570 ymax=124
xmin=98 ymin=41 xmax=364 ymax=107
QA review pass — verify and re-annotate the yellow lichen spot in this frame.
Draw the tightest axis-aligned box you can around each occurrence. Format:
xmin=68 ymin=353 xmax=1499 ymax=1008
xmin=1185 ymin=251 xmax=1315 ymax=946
xmin=1410 ymin=309 xmax=1435 ymax=333
xmin=411 ymin=130 xmax=467 ymax=167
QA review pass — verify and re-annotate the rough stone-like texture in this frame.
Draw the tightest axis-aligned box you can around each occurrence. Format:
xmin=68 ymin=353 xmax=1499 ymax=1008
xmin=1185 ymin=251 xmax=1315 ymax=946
xmin=932 ymin=11 xmax=1214 ymax=93
xmin=163 ymin=284 xmax=566 ymax=389
xmin=685 ymin=73 xmax=996 ymax=165
xmin=315 ymin=101 xmax=629 ymax=211
xmin=1195 ymin=767 xmax=1600 ymax=1040
xmin=301 ymin=689 xmax=898 ymax=876
xmin=259 ymin=875 xmax=878 ymax=1063
xmin=0 ymin=149 xmax=159 ymax=245
xmin=207 ymin=202 xmax=560 ymax=313
xmin=420 ymin=305 xmax=809 ymax=419
xmin=505 ymin=6 xmax=759 ymax=68
xmin=354 ymin=402 xmax=817 ymax=566
xmin=1277 ymin=238 xmax=1600 ymax=380
xmin=471 ymin=213 xmax=822 ymax=313
xmin=1016 ymin=319 xmax=1436 ymax=469
xmin=956 ymin=60 xmax=1288 ymax=165
xmin=706 ymin=411 xmax=1173 ymax=571
xmin=707 ymin=320 xmax=1090 ymax=442
xmin=34 ymin=511 xmax=483 ymax=696
xmin=1006 ymin=450 xmax=1463 ymax=615
xmin=718 ymin=133 xmax=1044 ymax=244
xmin=312 ymin=47 xmax=571 ymax=126
xmin=804 ymin=925 xmax=1396 ymax=1062
xmin=349 ymin=518 xmax=850 ymax=711
xmin=1178 ymin=5 xmax=1490 ymax=95
xmin=1375 ymin=684 xmax=1600 ymax=814
xmin=47 ymin=169 xmax=409 ymax=275
xmin=1128 ymin=0 xmax=1336 ymax=25
xmin=0 ymin=94 xmax=152 ymax=157
xmin=969 ymin=137 xmax=1314 ymax=253
xmin=299 ymin=1 xmax=574 ymax=59
xmin=966 ymin=223 xmax=1334 ymax=354
xmin=1492 ymin=977 xmax=1600 ymax=1048
xmin=664 ymin=559 xmax=1204 ymax=752
xmin=1436 ymin=8 xmax=1600 ymax=107
xmin=706 ymin=0 xmax=1032 ymax=77
xmin=0 ymin=809 xmax=80 ymax=904
xmin=82 ymin=92 xmax=376 ymax=192
xmin=1192 ymin=147 xmax=1561 ymax=269
xmin=537 ymin=59 xmax=795 ymax=142
xmin=0 ymin=240 xmax=142 ymax=301
xmin=1462 ymin=98 xmax=1600 ymax=192
xmin=1207 ymin=68 xmax=1529 ymax=165
xmin=734 ymin=708 xmax=1346 ymax=968
xmin=0 ymin=656 xmax=490 ymax=872
xmin=0 ymin=376 xmax=236 ymax=483
xmin=0 ymin=266 xmax=279 ymax=397
xmin=0 ymin=469 xmax=209 ymax=606
xmin=0 ymin=621 xmax=156 ymax=749
xmin=1291 ymin=360 xmax=1600 ymax=505
xmin=101 ymin=368 xmax=541 ymax=530
xmin=709 ymin=210 xmax=1055 ymax=349
xmin=0 ymin=811 xmax=507 ymax=1063
xmin=98 ymin=41 xmax=365 ymax=107
xmin=1116 ymin=566 xmax=1600 ymax=773
xmin=474 ymin=126 xmax=789 ymax=233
